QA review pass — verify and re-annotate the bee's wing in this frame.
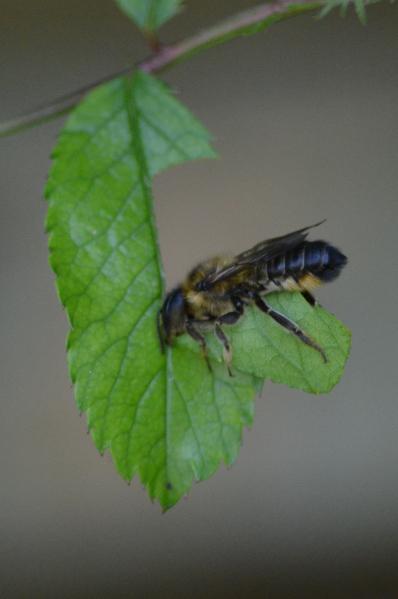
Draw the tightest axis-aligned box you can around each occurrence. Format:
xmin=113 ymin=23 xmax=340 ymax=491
xmin=203 ymin=221 xmax=325 ymax=287
xmin=234 ymin=220 xmax=325 ymax=264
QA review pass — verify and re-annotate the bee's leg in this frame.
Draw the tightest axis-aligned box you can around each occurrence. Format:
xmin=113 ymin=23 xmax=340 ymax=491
xmin=216 ymin=300 xmax=246 ymax=376
xmin=186 ymin=320 xmax=212 ymax=372
xmin=219 ymin=311 xmax=241 ymax=325
xmin=254 ymin=295 xmax=327 ymax=363
xmin=291 ymin=275 xmax=319 ymax=307
xmin=231 ymin=296 xmax=245 ymax=315
xmin=214 ymin=323 xmax=233 ymax=377
xmin=301 ymin=290 xmax=317 ymax=307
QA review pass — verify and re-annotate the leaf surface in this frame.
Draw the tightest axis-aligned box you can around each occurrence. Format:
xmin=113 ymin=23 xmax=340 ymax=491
xmin=116 ymin=0 xmax=181 ymax=31
xmin=180 ymin=293 xmax=351 ymax=395
xmin=46 ymin=70 xmax=350 ymax=510
xmin=45 ymin=71 xmax=261 ymax=509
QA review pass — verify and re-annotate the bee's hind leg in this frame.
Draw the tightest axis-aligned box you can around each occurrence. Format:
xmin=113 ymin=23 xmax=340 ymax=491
xmin=254 ymin=295 xmax=327 ymax=363
xmin=214 ymin=300 xmax=246 ymax=376
xmin=290 ymin=274 xmax=319 ymax=307
xmin=215 ymin=323 xmax=234 ymax=377
xmin=301 ymin=290 xmax=318 ymax=307
xmin=186 ymin=320 xmax=212 ymax=372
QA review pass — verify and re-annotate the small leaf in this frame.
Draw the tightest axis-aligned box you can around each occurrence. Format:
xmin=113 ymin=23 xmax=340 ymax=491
xmin=46 ymin=71 xmax=263 ymax=509
xmin=116 ymin=0 xmax=181 ymax=32
xmin=181 ymin=293 xmax=351 ymax=395
xmin=319 ymin=0 xmax=368 ymax=22
xmin=354 ymin=0 xmax=367 ymax=23
xmin=318 ymin=1 xmax=336 ymax=18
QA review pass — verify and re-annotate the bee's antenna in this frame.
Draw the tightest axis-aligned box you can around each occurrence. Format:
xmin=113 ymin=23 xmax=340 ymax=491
xmin=311 ymin=218 xmax=327 ymax=229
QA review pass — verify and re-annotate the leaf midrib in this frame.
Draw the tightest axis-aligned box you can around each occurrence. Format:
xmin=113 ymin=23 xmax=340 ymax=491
xmin=122 ymin=74 xmax=172 ymax=490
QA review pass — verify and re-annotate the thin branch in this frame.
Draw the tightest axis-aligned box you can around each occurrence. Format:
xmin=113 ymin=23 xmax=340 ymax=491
xmin=140 ymin=0 xmax=321 ymax=72
xmin=0 ymin=65 xmax=133 ymax=138
xmin=0 ymin=0 xmax=320 ymax=138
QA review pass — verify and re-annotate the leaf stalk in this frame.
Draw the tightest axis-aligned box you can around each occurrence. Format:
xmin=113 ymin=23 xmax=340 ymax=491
xmin=0 ymin=0 xmax=320 ymax=138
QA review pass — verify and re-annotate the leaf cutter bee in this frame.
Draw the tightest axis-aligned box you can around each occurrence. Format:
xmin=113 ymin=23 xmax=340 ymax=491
xmin=157 ymin=221 xmax=347 ymax=374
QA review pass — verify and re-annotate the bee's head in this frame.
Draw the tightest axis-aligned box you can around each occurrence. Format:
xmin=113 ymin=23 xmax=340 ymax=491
xmin=157 ymin=287 xmax=186 ymax=349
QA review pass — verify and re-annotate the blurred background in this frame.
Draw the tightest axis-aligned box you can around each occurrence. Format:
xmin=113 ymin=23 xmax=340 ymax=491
xmin=1 ymin=1 xmax=398 ymax=597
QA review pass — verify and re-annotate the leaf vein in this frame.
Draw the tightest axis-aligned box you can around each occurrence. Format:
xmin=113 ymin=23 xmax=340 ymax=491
xmin=124 ymin=367 xmax=163 ymax=473
xmin=173 ymin=378 xmax=206 ymax=476
xmin=79 ymin=297 xmax=159 ymax=424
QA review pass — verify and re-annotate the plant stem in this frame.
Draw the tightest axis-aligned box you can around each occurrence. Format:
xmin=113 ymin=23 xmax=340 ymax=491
xmin=0 ymin=0 xmax=320 ymax=138
xmin=140 ymin=0 xmax=320 ymax=72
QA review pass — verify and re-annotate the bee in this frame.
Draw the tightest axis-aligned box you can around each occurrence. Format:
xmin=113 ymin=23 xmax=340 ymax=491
xmin=157 ymin=221 xmax=347 ymax=374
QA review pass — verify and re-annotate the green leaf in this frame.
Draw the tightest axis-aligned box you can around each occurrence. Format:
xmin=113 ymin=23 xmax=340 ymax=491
xmin=46 ymin=71 xmax=263 ymax=510
xmin=116 ymin=0 xmax=181 ymax=32
xmin=45 ymin=70 xmax=350 ymax=509
xmin=319 ymin=0 xmax=368 ymax=23
xmin=353 ymin=0 xmax=367 ymax=23
xmin=180 ymin=293 xmax=351 ymax=395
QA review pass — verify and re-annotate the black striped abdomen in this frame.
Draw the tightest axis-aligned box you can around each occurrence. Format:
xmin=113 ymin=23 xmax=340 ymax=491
xmin=266 ymin=241 xmax=347 ymax=283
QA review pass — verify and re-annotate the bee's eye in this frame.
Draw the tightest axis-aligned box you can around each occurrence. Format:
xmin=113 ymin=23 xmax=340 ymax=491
xmin=162 ymin=287 xmax=185 ymax=340
xmin=165 ymin=289 xmax=184 ymax=316
xmin=197 ymin=280 xmax=207 ymax=291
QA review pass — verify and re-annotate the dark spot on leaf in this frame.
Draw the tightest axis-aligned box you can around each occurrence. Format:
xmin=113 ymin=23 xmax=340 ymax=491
xmin=165 ymin=482 xmax=173 ymax=490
